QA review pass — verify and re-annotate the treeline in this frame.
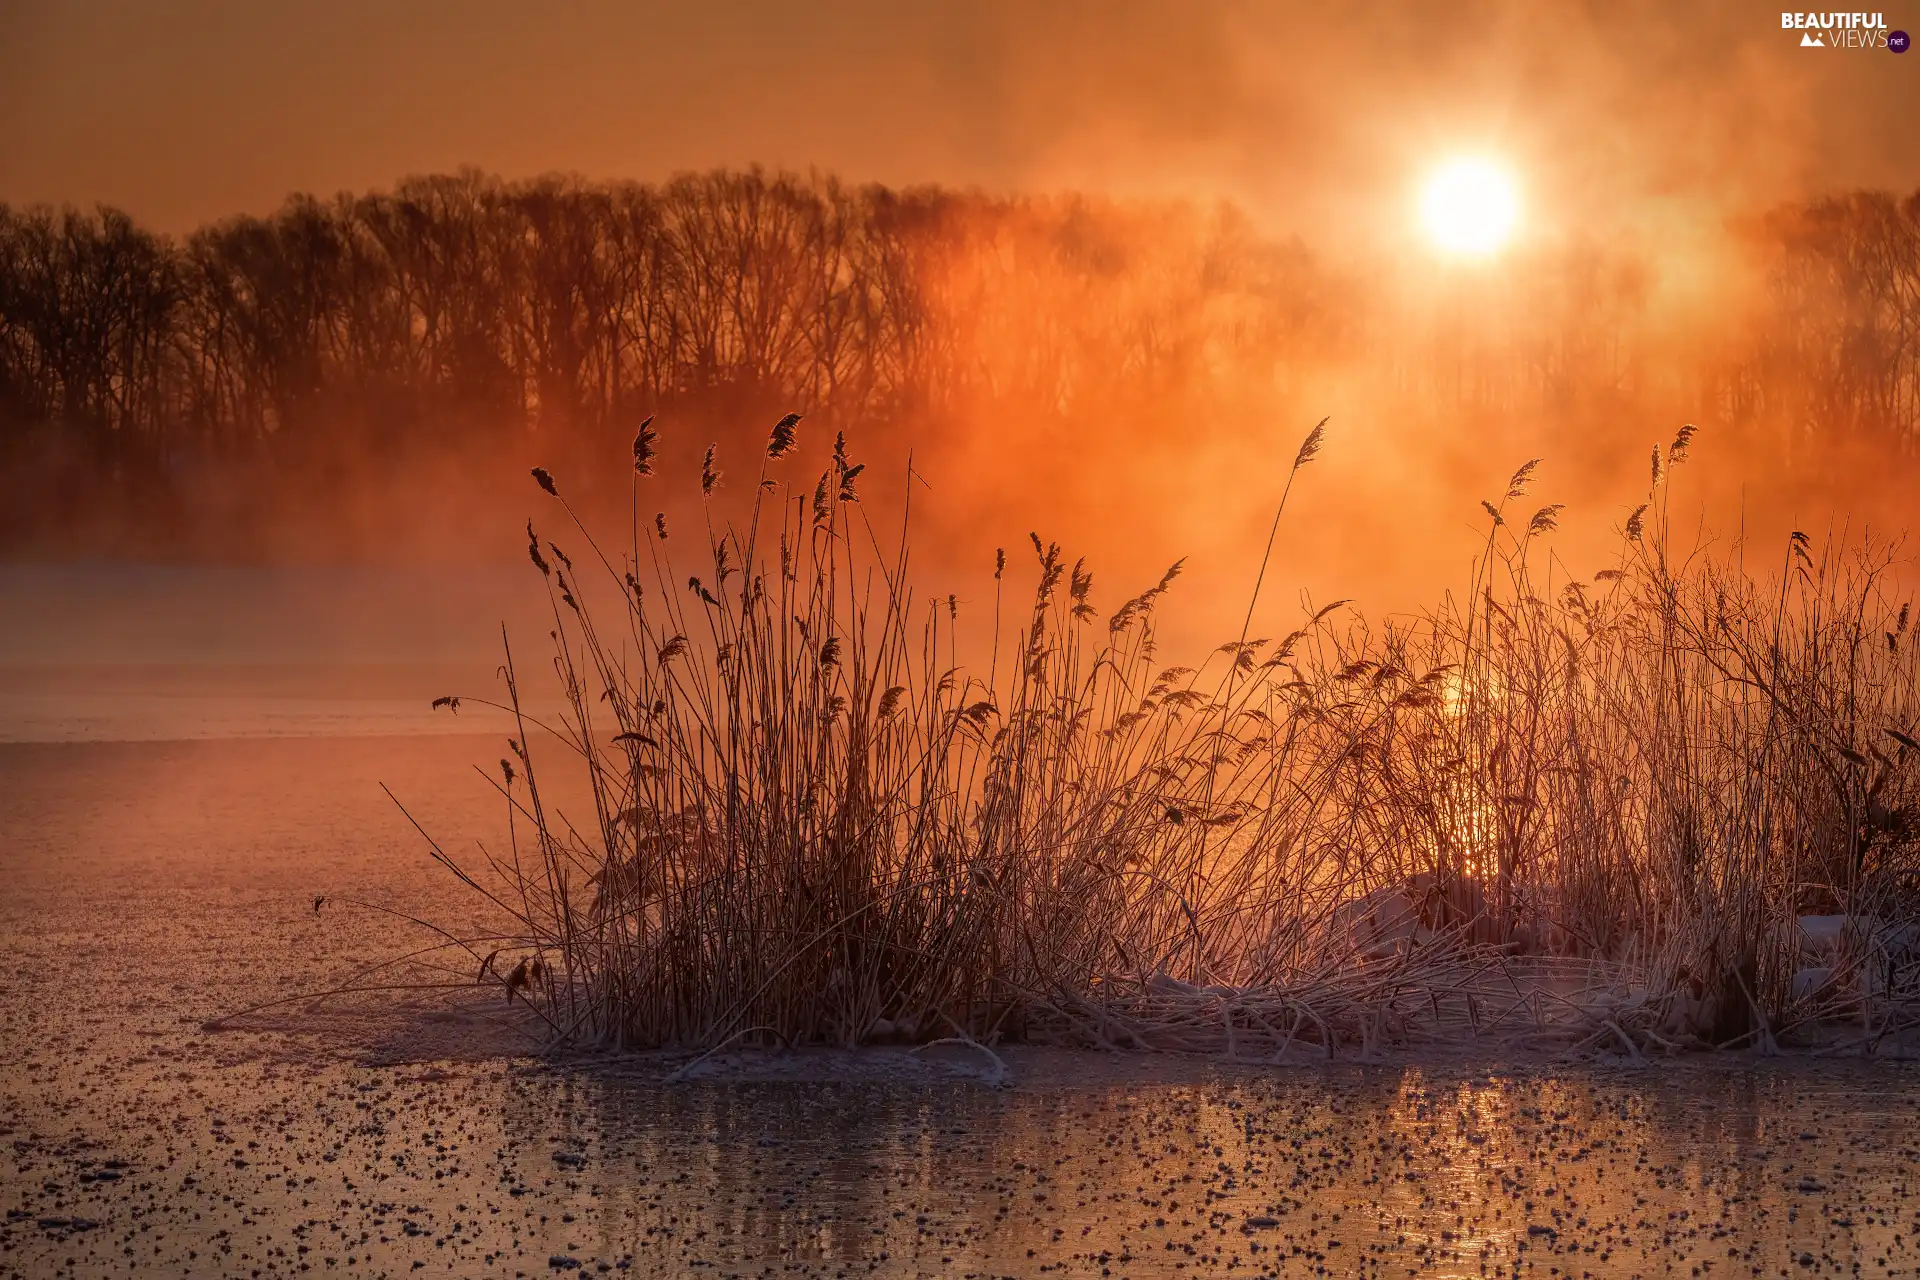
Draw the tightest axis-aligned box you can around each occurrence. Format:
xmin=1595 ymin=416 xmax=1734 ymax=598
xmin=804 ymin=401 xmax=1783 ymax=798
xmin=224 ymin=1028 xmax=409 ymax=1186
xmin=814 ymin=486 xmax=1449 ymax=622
xmin=0 ymin=169 xmax=1917 ymax=554
xmin=1735 ymin=191 xmax=1920 ymax=445
xmin=0 ymin=169 xmax=1328 ymax=461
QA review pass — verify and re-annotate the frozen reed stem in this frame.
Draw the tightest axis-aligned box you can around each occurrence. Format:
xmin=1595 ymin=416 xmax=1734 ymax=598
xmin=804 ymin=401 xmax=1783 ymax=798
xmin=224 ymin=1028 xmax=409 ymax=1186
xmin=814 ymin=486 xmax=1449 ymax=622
xmin=416 ymin=417 xmax=1920 ymax=1057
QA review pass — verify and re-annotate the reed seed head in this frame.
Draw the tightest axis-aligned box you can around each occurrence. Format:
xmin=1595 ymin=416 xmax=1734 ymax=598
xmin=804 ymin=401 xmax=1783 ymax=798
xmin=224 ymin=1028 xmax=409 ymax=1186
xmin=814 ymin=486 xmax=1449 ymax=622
xmin=767 ymin=412 xmax=801 ymax=458
xmin=1293 ymin=417 xmax=1328 ymax=471
xmin=633 ymin=415 xmax=657 ymax=475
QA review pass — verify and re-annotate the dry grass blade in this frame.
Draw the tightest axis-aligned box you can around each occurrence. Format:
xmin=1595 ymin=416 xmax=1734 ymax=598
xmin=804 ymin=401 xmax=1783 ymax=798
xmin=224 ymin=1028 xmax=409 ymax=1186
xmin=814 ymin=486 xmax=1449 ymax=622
xmin=401 ymin=418 xmax=1920 ymax=1060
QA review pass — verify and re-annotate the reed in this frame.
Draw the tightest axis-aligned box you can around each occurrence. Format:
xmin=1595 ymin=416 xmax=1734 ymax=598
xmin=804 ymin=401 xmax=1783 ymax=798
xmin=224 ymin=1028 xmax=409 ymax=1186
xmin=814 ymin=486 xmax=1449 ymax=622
xmin=420 ymin=416 xmax=1920 ymax=1057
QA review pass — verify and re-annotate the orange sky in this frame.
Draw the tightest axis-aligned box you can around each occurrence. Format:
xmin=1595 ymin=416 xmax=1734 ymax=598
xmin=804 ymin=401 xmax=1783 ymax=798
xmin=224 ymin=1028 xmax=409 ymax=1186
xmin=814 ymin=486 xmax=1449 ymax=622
xmin=4 ymin=0 xmax=1917 ymax=242
xmin=4 ymin=0 xmax=1918 ymax=630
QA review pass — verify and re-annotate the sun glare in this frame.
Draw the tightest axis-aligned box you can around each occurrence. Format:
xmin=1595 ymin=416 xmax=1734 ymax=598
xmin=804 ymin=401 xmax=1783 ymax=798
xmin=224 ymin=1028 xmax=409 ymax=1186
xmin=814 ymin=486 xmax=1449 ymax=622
xmin=1419 ymin=157 xmax=1520 ymax=257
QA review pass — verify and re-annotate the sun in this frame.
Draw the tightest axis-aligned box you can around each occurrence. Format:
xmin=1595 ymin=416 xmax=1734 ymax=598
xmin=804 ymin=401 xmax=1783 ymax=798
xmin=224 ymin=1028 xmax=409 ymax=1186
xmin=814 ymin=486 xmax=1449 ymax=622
xmin=1419 ymin=158 xmax=1520 ymax=257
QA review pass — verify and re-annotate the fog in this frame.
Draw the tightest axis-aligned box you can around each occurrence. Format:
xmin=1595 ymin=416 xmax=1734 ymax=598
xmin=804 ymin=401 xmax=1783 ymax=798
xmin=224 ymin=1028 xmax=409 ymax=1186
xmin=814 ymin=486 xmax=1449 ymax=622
xmin=5 ymin=1 xmax=1916 ymax=234
xmin=7 ymin=20 xmax=1920 ymax=1263
xmin=3 ymin=0 xmax=1918 ymax=683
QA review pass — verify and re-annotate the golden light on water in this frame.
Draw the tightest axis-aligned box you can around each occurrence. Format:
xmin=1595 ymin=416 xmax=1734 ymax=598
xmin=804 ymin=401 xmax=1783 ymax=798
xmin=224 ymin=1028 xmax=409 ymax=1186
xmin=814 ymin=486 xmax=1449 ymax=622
xmin=1419 ymin=157 xmax=1521 ymax=256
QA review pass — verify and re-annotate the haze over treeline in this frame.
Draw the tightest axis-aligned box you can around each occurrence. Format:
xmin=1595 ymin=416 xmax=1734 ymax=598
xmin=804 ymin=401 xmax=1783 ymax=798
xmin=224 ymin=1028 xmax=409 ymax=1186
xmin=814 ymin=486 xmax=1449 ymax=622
xmin=1 ymin=167 xmax=1918 ymax=614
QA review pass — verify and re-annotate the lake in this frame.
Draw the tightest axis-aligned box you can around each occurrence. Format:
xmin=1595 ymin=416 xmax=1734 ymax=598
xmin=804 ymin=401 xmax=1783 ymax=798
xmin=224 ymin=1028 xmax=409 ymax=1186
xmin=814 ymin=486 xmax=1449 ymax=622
xmin=4 ymin=568 xmax=1920 ymax=1278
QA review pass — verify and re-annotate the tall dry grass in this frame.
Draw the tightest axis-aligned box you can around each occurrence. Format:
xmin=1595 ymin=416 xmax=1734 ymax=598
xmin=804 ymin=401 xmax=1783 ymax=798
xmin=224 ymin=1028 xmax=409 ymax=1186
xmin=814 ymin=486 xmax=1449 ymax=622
xmin=421 ymin=416 xmax=1920 ymax=1058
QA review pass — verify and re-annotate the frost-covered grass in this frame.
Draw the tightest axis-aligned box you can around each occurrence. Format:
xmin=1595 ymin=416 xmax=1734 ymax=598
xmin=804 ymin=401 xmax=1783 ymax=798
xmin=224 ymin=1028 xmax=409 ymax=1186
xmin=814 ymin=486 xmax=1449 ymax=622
xmin=417 ymin=417 xmax=1920 ymax=1057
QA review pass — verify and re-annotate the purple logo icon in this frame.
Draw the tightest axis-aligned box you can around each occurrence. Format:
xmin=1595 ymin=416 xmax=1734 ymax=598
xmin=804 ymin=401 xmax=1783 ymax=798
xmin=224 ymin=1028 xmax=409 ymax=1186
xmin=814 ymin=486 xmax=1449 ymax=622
xmin=1891 ymin=29 xmax=1912 ymax=52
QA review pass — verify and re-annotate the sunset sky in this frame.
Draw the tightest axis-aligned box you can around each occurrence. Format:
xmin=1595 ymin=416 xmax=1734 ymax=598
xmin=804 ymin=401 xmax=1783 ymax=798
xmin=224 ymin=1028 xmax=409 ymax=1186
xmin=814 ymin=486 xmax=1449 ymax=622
xmin=5 ymin=0 xmax=1920 ymax=620
xmin=5 ymin=0 xmax=1917 ymax=244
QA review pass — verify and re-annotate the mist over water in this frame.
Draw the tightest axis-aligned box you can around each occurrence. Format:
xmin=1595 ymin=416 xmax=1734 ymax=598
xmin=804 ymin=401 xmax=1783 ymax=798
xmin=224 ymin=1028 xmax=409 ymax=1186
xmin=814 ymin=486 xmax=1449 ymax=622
xmin=4 ymin=4 xmax=1916 ymax=645
xmin=0 ymin=563 xmax=551 ymax=741
xmin=5 ymin=169 xmax=1919 ymax=662
xmin=4 ymin=7 xmax=1920 ymax=1277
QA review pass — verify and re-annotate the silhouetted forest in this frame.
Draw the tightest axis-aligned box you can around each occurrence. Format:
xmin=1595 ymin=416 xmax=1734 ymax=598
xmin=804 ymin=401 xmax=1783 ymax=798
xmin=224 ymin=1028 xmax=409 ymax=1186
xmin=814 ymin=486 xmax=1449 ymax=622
xmin=1 ymin=168 xmax=1916 ymax=559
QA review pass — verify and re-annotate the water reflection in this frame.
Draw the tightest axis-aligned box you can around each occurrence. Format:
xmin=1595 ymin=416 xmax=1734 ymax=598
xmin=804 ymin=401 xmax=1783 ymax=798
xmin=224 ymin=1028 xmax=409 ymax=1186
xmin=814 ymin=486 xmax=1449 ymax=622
xmin=10 ymin=1048 xmax=1920 ymax=1277
xmin=462 ymin=1060 xmax=1920 ymax=1276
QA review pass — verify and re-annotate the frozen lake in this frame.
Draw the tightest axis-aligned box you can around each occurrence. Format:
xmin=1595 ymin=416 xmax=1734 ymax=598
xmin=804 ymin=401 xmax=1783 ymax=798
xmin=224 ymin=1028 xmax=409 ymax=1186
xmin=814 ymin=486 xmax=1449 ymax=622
xmin=4 ymin=568 xmax=1920 ymax=1278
